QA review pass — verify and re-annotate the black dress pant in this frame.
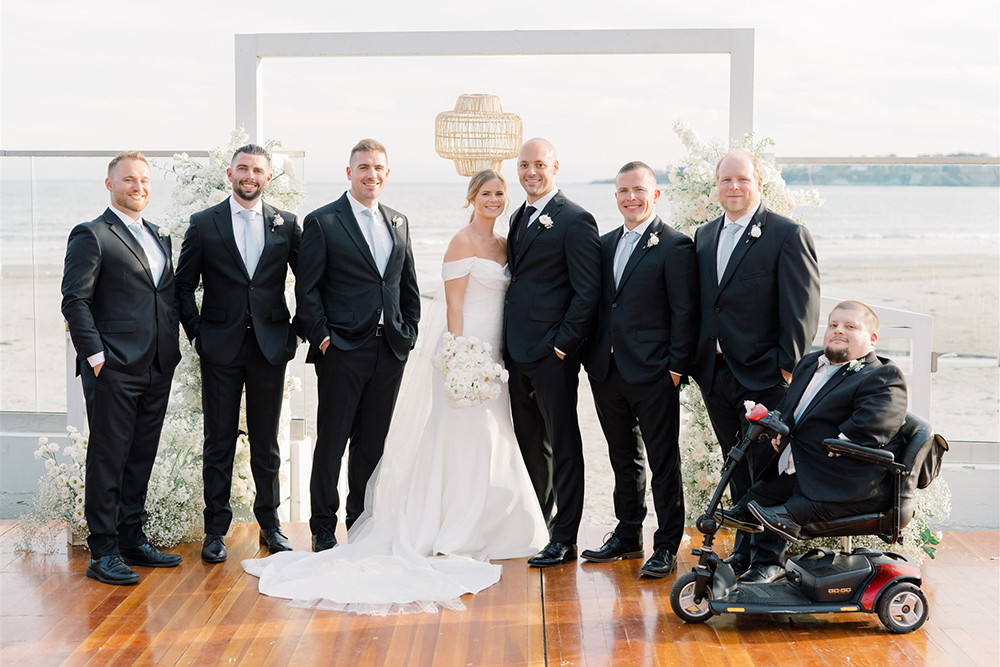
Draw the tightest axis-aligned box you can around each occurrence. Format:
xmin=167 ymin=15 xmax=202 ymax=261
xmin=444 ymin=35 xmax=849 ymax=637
xmin=80 ymin=358 xmax=172 ymax=558
xmin=507 ymin=351 xmax=585 ymax=545
xmin=589 ymin=357 xmax=685 ymax=553
xmin=310 ymin=333 xmax=407 ymax=535
xmin=738 ymin=467 xmax=887 ymax=564
xmin=201 ymin=328 xmax=286 ymax=535
xmin=701 ymin=355 xmax=788 ymax=565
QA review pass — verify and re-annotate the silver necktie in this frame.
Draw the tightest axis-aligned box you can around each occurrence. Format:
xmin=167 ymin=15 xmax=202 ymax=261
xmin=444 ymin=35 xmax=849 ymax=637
xmin=717 ymin=222 xmax=740 ymax=283
xmin=615 ymin=230 xmax=639 ymax=287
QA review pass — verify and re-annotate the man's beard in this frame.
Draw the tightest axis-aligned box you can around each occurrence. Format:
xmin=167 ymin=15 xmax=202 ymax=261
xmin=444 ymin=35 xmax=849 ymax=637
xmin=235 ymin=182 xmax=262 ymax=202
xmin=824 ymin=345 xmax=852 ymax=364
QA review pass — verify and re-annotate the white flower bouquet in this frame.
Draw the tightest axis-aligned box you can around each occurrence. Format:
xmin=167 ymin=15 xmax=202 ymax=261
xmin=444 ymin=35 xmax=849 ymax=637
xmin=433 ymin=333 xmax=509 ymax=409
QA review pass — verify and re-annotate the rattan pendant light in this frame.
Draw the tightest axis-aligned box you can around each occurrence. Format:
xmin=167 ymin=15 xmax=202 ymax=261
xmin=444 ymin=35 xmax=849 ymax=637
xmin=435 ymin=94 xmax=523 ymax=176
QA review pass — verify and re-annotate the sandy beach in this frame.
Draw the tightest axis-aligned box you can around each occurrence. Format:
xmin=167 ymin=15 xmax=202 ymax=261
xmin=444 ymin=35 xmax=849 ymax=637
xmin=2 ymin=249 xmax=996 ymax=527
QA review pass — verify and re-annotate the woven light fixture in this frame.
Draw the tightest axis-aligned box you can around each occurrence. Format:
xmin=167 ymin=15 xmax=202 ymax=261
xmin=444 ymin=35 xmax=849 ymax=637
xmin=435 ymin=94 xmax=523 ymax=176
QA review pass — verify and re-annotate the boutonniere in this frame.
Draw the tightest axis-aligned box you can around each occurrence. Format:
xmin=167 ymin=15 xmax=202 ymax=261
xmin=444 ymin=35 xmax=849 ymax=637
xmin=270 ymin=214 xmax=284 ymax=232
xmin=391 ymin=215 xmax=404 ymax=229
xmin=538 ymin=214 xmax=554 ymax=230
xmin=156 ymin=227 xmax=169 ymax=239
xmin=644 ymin=231 xmax=660 ymax=248
xmin=746 ymin=222 xmax=762 ymax=243
xmin=847 ymin=359 xmax=866 ymax=373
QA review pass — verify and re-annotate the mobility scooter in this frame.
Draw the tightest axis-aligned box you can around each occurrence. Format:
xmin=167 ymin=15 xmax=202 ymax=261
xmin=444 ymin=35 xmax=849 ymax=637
xmin=670 ymin=404 xmax=947 ymax=634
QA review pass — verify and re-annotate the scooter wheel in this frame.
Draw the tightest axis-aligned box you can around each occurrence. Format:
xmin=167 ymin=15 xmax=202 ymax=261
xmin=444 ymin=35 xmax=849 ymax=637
xmin=876 ymin=581 xmax=928 ymax=634
xmin=670 ymin=572 xmax=714 ymax=623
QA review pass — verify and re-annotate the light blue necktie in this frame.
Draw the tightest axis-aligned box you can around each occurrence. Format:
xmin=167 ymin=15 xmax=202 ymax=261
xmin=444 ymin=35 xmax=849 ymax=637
xmin=615 ymin=230 xmax=639 ymax=288
xmin=240 ymin=209 xmax=259 ymax=277
xmin=128 ymin=221 xmax=161 ymax=287
xmin=794 ymin=364 xmax=840 ymax=422
xmin=363 ymin=208 xmax=387 ymax=276
xmin=717 ymin=222 xmax=740 ymax=283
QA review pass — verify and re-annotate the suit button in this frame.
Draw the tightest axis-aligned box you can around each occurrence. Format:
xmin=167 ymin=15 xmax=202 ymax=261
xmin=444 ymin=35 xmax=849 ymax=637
xmin=381 ymin=280 xmax=385 ymax=286
xmin=612 ymin=303 xmax=618 ymax=309
xmin=376 ymin=308 xmax=382 ymax=314
xmin=715 ymin=307 xmax=721 ymax=313
xmin=504 ymin=299 xmax=509 ymax=305
xmin=245 ymin=309 xmax=251 ymax=315
xmin=511 ymin=276 xmax=517 ymax=282
xmin=248 ymin=285 xmax=254 ymax=291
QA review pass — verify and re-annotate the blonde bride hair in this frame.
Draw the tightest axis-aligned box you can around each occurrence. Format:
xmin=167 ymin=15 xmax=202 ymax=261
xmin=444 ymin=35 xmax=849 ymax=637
xmin=465 ymin=169 xmax=507 ymax=222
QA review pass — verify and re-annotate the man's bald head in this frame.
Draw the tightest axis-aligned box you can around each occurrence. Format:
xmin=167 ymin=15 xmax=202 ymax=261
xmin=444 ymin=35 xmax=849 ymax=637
xmin=517 ymin=138 xmax=560 ymax=203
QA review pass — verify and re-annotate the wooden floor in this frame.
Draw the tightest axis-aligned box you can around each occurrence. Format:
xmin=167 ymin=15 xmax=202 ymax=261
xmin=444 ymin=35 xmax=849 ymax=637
xmin=1 ymin=522 xmax=997 ymax=667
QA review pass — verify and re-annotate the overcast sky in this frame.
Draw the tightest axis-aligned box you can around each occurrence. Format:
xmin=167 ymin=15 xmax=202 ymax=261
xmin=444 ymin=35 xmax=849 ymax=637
xmin=2 ymin=0 xmax=998 ymax=183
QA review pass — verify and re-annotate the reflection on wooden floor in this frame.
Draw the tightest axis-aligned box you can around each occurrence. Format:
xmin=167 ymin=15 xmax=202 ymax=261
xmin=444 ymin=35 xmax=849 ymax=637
xmin=1 ymin=521 xmax=997 ymax=666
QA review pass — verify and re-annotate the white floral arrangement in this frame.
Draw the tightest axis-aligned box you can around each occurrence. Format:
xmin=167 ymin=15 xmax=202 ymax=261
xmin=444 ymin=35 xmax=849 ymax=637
xmin=433 ymin=333 xmax=509 ymax=409
xmin=15 ymin=428 xmax=89 ymax=551
xmin=17 ymin=130 xmax=307 ymax=553
xmin=666 ymin=119 xmax=948 ymax=564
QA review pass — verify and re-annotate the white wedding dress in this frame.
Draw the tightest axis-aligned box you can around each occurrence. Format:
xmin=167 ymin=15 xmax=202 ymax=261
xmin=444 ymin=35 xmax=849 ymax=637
xmin=243 ymin=257 xmax=548 ymax=615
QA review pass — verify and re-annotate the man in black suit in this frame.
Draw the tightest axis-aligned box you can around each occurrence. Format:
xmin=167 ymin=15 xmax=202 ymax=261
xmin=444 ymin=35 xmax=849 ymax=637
xmin=718 ymin=301 xmax=908 ymax=579
xmin=504 ymin=138 xmax=601 ymax=567
xmin=581 ymin=162 xmax=698 ymax=577
xmin=62 ymin=152 xmax=183 ymax=585
xmin=175 ymin=144 xmax=300 ymax=562
xmin=691 ymin=149 xmax=820 ymax=582
xmin=295 ymin=139 xmax=420 ymax=551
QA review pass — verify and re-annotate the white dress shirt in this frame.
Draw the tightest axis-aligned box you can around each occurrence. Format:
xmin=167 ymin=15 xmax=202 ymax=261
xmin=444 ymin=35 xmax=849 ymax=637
xmin=522 ymin=187 xmax=559 ymax=227
xmin=90 ymin=206 xmax=167 ymax=368
xmin=230 ymin=196 xmax=265 ymax=269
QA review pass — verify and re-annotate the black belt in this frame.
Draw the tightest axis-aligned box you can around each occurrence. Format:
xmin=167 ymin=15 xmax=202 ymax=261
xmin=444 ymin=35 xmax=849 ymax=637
xmin=375 ymin=325 xmax=384 ymax=337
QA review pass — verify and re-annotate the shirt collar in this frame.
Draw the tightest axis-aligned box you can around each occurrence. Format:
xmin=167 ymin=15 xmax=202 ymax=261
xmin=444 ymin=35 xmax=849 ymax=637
xmin=526 ymin=187 xmax=559 ymax=216
xmin=816 ymin=354 xmax=848 ymax=369
xmin=724 ymin=202 xmax=761 ymax=229
xmin=230 ymin=196 xmax=263 ymax=217
xmin=109 ymin=205 xmax=143 ymax=227
xmin=347 ymin=190 xmax=379 ymax=218
xmin=621 ymin=214 xmax=655 ymax=239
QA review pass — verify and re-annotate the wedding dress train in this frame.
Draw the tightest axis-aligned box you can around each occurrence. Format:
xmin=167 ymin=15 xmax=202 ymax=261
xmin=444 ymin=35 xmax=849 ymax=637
xmin=242 ymin=257 xmax=547 ymax=614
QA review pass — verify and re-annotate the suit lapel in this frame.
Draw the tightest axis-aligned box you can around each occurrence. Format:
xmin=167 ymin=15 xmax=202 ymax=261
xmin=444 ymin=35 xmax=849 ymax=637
xmin=336 ymin=197 xmax=379 ymax=274
xmin=517 ymin=193 xmax=561 ymax=259
xmin=614 ymin=217 xmax=660 ymax=296
xmin=700 ymin=216 xmax=724 ymax=287
xmin=377 ymin=203 xmax=402 ymax=274
xmin=104 ymin=209 xmax=155 ymax=286
xmin=717 ymin=205 xmax=767 ymax=292
xmin=213 ymin=201 xmax=250 ymax=280
xmin=797 ymin=352 xmax=881 ymax=424
xmin=507 ymin=204 xmax=523 ymax=267
xmin=256 ymin=202 xmax=278 ymax=270
xmin=602 ymin=229 xmax=620 ymax=293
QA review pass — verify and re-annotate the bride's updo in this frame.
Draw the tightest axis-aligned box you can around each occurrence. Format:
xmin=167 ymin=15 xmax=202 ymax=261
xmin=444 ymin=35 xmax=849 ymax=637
xmin=465 ymin=169 xmax=506 ymax=222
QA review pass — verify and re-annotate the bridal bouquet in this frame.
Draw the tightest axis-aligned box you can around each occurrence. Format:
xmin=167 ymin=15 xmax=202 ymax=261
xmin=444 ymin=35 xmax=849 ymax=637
xmin=433 ymin=333 xmax=509 ymax=408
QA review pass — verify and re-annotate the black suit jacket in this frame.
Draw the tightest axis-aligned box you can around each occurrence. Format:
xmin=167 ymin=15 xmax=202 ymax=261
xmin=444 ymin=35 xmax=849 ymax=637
xmin=61 ymin=208 xmax=181 ymax=376
xmin=294 ymin=192 xmax=420 ymax=362
xmin=504 ymin=190 xmax=601 ymax=363
xmin=175 ymin=199 xmax=300 ymax=366
xmin=584 ymin=216 xmax=699 ymax=384
xmin=775 ymin=350 xmax=908 ymax=504
xmin=692 ymin=205 xmax=820 ymax=392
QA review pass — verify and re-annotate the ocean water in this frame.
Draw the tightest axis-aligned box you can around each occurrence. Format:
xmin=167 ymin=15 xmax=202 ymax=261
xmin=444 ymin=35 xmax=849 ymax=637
xmin=2 ymin=180 xmax=998 ymax=288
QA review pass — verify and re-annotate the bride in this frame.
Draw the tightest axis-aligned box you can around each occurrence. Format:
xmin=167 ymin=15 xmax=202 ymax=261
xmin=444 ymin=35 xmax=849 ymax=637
xmin=242 ymin=169 xmax=548 ymax=614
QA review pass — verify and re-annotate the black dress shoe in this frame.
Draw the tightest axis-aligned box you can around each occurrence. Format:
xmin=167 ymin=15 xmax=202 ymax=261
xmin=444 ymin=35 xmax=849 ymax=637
xmin=580 ymin=533 xmax=643 ymax=563
xmin=527 ymin=541 xmax=577 ymax=568
xmin=722 ymin=552 xmax=751 ymax=576
xmin=737 ymin=563 xmax=786 ymax=584
xmin=86 ymin=554 xmax=140 ymax=585
xmin=640 ymin=548 xmax=677 ymax=578
xmin=120 ymin=543 xmax=182 ymax=568
xmin=202 ymin=534 xmax=227 ymax=563
xmin=312 ymin=530 xmax=337 ymax=552
xmin=713 ymin=506 xmax=763 ymax=533
xmin=259 ymin=526 xmax=293 ymax=553
xmin=747 ymin=501 xmax=802 ymax=542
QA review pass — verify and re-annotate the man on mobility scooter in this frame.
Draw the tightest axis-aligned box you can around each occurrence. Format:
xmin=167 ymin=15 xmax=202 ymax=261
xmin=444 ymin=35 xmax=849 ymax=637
xmin=672 ymin=299 xmax=944 ymax=633
xmin=717 ymin=299 xmax=907 ymax=579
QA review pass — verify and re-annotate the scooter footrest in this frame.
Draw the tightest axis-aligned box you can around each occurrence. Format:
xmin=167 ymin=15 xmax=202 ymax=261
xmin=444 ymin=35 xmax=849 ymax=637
xmin=709 ymin=580 xmax=866 ymax=615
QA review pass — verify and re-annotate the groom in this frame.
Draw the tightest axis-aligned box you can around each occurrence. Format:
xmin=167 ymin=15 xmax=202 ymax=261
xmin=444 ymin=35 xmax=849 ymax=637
xmin=505 ymin=138 xmax=601 ymax=567
xmin=175 ymin=144 xmax=300 ymax=563
xmin=295 ymin=139 xmax=420 ymax=551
